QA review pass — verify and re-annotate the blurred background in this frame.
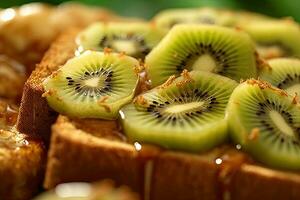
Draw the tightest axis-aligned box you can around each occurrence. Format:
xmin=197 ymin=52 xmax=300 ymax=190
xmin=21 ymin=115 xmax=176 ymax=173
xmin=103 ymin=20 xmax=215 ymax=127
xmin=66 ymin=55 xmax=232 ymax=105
xmin=0 ymin=0 xmax=300 ymax=21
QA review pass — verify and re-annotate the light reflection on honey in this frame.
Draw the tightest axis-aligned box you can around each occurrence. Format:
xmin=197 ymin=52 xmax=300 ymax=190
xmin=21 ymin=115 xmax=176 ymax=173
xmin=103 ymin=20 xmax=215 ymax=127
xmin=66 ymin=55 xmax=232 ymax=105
xmin=0 ymin=99 xmax=28 ymax=149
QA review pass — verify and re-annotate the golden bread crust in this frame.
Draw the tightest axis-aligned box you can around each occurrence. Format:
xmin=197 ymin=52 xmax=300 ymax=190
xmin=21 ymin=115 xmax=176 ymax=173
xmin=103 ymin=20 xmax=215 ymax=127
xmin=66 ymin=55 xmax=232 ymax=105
xmin=44 ymin=115 xmax=141 ymax=192
xmin=46 ymin=115 xmax=300 ymax=200
xmin=17 ymin=28 xmax=79 ymax=143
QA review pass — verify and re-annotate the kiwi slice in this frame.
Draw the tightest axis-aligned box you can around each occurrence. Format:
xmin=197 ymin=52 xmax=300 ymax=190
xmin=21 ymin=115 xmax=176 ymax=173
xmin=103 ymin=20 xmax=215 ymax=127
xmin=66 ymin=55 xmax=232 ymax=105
xmin=153 ymin=7 xmax=235 ymax=29
xmin=43 ymin=51 xmax=139 ymax=119
xmin=119 ymin=70 xmax=238 ymax=152
xmin=145 ymin=24 xmax=257 ymax=87
xmin=260 ymin=58 xmax=300 ymax=96
xmin=227 ymin=79 xmax=300 ymax=170
xmin=76 ymin=22 xmax=166 ymax=59
xmin=231 ymin=11 xmax=273 ymax=25
xmin=240 ymin=20 xmax=300 ymax=59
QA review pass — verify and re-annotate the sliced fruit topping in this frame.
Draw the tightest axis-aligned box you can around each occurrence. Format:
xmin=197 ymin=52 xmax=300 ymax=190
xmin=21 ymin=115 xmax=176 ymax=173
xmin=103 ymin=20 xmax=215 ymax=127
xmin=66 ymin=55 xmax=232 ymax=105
xmin=240 ymin=20 xmax=300 ymax=59
xmin=43 ymin=51 xmax=140 ymax=119
xmin=231 ymin=11 xmax=273 ymax=25
xmin=152 ymin=7 xmax=234 ymax=29
xmin=145 ymin=24 xmax=257 ymax=87
xmin=226 ymin=79 xmax=300 ymax=170
xmin=260 ymin=58 xmax=300 ymax=96
xmin=76 ymin=22 xmax=166 ymax=59
xmin=120 ymin=71 xmax=237 ymax=152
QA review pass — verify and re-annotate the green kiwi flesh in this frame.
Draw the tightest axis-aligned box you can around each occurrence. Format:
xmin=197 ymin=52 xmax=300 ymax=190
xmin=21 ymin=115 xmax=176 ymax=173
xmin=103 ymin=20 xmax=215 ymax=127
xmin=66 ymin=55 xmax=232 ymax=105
xmin=119 ymin=71 xmax=238 ymax=152
xmin=153 ymin=7 xmax=235 ymax=29
xmin=146 ymin=24 xmax=257 ymax=87
xmin=260 ymin=58 xmax=300 ymax=96
xmin=43 ymin=51 xmax=139 ymax=119
xmin=76 ymin=22 xmax=166 ymax=59
xmin=227 ymin=79 xmax=300 ymax=170
xmin=240 ymin=20 xmax=300 ymax=59
xmin=231 ymin=11 xmax=273 ymax=26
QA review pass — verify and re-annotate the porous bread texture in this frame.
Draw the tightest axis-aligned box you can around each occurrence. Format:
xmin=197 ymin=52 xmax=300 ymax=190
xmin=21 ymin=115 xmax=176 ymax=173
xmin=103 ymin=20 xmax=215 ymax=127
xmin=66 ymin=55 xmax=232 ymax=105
xmin=0 ymin=139 xmax=45 ymax=200
xmin=45 ymin=116 xmax=300 ymax=200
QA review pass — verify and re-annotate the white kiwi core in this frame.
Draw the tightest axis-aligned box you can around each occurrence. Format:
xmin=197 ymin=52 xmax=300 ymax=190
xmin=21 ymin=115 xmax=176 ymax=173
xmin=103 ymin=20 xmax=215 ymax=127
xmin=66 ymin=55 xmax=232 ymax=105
xmin=286 ymin=84 xmax=300 ymax=96
xmin=269 ymin=110 xmax=294 ymax=137
xmin=84 ymin=77 xmax=105 ymax=88
xmin=112 ymin=40 xmax=137 ymax=55
xmin=164 ymin=101 xmax=204 ymax=114
xmin=192 ymin=54 xmax=217 ymax=72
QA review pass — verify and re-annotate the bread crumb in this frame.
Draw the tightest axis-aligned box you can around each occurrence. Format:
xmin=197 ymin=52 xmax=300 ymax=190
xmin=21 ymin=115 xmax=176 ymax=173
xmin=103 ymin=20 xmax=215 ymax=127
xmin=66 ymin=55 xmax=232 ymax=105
xmin=255 ymin=52 xmax=272 ymax=71
xmin=133 ymin=95 xmax=148 ymax=107
xmin=292 ymin=93 xmax=299 ymax=104
xmin=98 ymin=96 xmax=109 ymax=103
xmin=176 ymin=69 xmax=194 ymax=87
xmin=158 ymin=75 xmax=176 ymax=89
xmin=246 ymin=78 xmax=288 ymax=96
xmin=248 ymin=128 xmax=260 ymax=141
xmin=118 ymin=51 xmax=126 ymax=58
xmin=42 ymin=89 xmax=56 ymax=97
xmin=133 ymin=64 xmax=144 ymax=76
xmin=97 ymin=96 xmax=111 ymax=112
xmin=104 ymin=47 xmax=112 ymax=54
xmin=235 ymin=26 xmax=242 ymax=31
xmin=49 ymin=70 xmax=61 ymax=78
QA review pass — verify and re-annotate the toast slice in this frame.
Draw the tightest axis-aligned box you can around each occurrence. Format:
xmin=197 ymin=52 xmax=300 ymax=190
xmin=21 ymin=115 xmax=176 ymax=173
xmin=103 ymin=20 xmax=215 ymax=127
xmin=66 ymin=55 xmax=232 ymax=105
xmin=0 ymin=131 xmax=45 ymax=200
xmin=17 ymin=28 xmax=80 ymax=143
xmin=0 ymin=99 xmax=45 ymax=200
xmin=45 ymin=115 xmax=300 ymax=200
xmin=19 ymin=25 xmax=300 ymax=200
xmin=44 ymin=115 xmax=221 ymax=200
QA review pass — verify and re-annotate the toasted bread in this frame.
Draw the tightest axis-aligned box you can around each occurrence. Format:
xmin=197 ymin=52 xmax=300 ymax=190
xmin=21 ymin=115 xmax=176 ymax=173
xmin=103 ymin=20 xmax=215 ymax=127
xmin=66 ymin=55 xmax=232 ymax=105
xmin=19 ymin=26 xmax=300 ymax=200
xmin=0 ymin=131 xmax=45 ymax=200
xmin=0 ymin=98 xmax=45 ymax=200
xmin=45 ymin=115 xmax=300 ymax=200
xmin=17 ymin=28 xmax=79 ymax=143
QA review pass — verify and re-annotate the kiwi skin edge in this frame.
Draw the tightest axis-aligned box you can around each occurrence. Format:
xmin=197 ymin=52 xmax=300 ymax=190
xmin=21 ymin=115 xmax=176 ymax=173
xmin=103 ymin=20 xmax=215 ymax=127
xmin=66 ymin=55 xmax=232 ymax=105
xmin=42 ymin=51 xmax=140 ymax=120
xmin=227 ymin=79 xmax=300 ymax=170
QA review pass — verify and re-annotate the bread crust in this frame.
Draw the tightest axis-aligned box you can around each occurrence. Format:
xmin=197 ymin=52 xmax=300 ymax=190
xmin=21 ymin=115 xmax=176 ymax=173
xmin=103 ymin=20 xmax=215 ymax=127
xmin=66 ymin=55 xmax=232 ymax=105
xmin=17 ymin=28 xmax=80 ymax=144
xmin=46 ymin=115 xmax=300 ymax=200
xmin=44 ymin=116 xmax=142 ymax=193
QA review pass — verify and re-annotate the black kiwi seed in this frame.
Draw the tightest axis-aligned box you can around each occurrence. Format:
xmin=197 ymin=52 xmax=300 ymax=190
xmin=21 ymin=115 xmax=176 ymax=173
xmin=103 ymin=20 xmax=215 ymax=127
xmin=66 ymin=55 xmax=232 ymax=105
xmin=99 ymin=34 xmax=151 ymax=58
xmin=260 ymin=58 xmax=300 ymax=97
xmin=141 ymin=89 xmax=219 ymax=123
xmin=256 ymin=99 xmax=300 ymax=140
xmin=66 ymin=69 xmax=114 ymax=97
xmin=120 ymin=71 xmax=238 ymax=152
xmin=176 ymin=43 xmax=228 ymax=72
xmin=276 ymin=72 xmax=300 ymax=90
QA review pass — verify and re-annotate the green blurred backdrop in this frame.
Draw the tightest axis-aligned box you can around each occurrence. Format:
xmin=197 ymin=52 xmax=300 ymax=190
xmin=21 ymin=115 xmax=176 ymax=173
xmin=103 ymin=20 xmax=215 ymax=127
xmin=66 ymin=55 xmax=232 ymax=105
xmin=1 ymin=0 xmax=300 ymax=21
